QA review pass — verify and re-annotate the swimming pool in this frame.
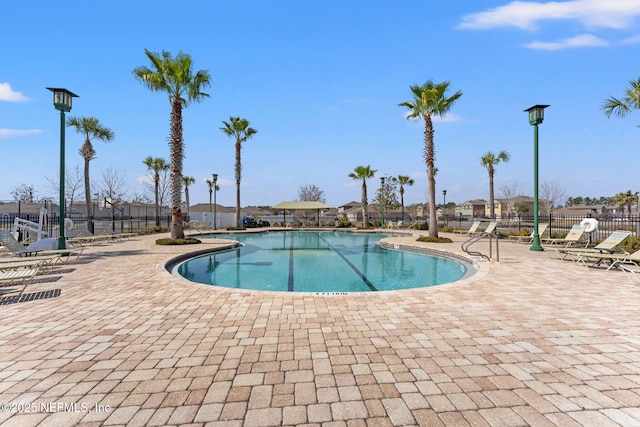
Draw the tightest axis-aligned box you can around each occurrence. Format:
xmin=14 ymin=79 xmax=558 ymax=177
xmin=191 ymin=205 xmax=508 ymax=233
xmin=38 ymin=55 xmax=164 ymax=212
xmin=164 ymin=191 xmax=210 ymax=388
xmin=174 ymin=231 xmax=470 ymax=292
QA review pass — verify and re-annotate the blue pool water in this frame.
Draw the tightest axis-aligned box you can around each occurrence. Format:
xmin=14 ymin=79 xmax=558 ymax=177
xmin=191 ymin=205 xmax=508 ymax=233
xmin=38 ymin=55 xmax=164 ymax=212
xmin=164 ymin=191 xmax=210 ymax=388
xmin=175 ymin=231 xmax=468 ymax=292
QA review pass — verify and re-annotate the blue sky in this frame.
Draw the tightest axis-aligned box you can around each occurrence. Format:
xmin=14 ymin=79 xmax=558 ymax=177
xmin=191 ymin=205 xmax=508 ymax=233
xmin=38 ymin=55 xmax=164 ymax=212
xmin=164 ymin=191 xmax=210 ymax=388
xmin=1 ymin=0 xmax=639 ymax=209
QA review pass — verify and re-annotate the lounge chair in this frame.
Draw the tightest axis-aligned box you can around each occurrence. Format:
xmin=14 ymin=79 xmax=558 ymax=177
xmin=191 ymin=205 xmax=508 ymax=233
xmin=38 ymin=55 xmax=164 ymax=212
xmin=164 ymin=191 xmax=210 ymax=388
xmin=619 ymin=264 xmax=640 ymax=285
xmin=454 ymin=220 xmax=480 ymax=235
xmin=552 ymin=230 xmax=632 ymax=262
xmin=541 ymin=225 xmax=588 ymax=248
xmin=96 ymin=222 xmax=135 ymax=240
xmin=0 ymin=266 xmax=40 ymax=298
xmin=571 ymin=248 xmax=640 ymax=270
xmin=476 ymin=221 xmax=497 ymax=235
xmin=0 ymin=256 xmax=60 ymax=270
xmin=508 ymin=224 xmax=548 ymax=243
xmin=66 ymin=224 xmax=112 ymax=246
xmin=0 ymin=231 xmax=82 ymax=263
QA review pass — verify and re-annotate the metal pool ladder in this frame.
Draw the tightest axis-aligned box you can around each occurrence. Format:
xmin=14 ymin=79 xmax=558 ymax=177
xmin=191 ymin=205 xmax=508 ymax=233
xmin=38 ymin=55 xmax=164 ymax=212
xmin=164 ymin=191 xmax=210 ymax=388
xmin=462 ymin=232 xmax=500 ymax=262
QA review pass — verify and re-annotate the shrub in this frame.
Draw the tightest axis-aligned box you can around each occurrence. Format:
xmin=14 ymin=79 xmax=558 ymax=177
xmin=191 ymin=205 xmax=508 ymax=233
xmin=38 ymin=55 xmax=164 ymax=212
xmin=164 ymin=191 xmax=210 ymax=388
xmin=439 ymin=226 xmax=454 ymax=233
xmin=156 ymin=237 xmax=201 ymax=245
xmin=508 ymin=229 xmax=530 ymax=237
xmin=620 ymin=236 xmax=640 ymax=253
xmin=138 ymin=226 xmax=170 ymax=235
xmin=411 ymin=223 xmax=428 ymax=230
xmin=416 ymin=236 xmax=453 ymax=243
xmin=335 ymin=217 xmax=352 ymax=228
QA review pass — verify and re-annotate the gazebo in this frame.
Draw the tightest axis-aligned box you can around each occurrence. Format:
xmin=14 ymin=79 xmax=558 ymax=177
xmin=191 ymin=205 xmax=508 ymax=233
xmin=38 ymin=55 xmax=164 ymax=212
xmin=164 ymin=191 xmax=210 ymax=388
xmin=271 ymin=201 xmax=334 ymax=227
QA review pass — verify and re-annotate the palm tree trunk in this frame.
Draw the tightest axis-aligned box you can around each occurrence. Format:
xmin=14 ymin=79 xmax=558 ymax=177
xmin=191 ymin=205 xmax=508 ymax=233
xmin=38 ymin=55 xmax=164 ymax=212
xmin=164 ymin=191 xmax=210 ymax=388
xmin=154 ymin=175 xmax=160 ymax=227
xmin=185 ymin=187 xmax=190 ymax=220
xmin=170 ymin=99 xmax=184 ymax=239
xmin=489 ymin=170 xmax=495 ymax=219
xmin=235 ymin=139 xmax=242 ymax=228
xmin=400 ymin=189 xmax=405 ymax=222
xmin=361 ymin=180 xmax=369 ymax=228
xmin=83 ymin=156 xmax=93 ymax=234
xmin=424 ymin=117 xmax=438 ymax=237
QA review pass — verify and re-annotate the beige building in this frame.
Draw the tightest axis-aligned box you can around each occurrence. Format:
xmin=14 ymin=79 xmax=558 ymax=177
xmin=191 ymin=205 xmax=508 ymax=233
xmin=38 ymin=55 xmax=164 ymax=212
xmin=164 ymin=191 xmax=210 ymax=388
xmin=455 ymin=200 xmax=487 ymax=218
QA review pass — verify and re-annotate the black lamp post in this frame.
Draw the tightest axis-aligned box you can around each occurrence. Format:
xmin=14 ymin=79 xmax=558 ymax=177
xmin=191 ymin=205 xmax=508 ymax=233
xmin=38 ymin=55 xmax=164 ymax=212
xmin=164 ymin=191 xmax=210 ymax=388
xmin=524 ymin=104 xmax=549 ymax=252
xmin=46 ymin=88 xmax=78 ymax=250
xmin=212 ymin=174 xmax=218 ymax=230
xmin=443 ymin=189 xmax=447 ymax=227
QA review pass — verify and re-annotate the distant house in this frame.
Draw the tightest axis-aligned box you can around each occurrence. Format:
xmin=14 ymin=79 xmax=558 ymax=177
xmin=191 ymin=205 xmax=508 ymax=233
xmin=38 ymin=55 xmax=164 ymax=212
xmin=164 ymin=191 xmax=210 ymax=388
xmin=455 ymin=199 xmax=487 ymax=218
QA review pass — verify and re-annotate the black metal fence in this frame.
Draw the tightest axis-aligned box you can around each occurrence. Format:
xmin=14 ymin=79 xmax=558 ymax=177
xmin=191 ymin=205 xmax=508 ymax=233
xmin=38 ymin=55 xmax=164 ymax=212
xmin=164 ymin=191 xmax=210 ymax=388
xmin=0 ymin=213 xmax=174 ymax=237
xmin=491 ymin=215 xmax=640 ymax=242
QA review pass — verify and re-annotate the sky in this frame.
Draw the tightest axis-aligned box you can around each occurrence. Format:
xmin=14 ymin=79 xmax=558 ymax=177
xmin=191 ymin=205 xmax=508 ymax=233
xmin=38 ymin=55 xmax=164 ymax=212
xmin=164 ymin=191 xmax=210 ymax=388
xmin=1 ymin=0 xmax=639 ymax=209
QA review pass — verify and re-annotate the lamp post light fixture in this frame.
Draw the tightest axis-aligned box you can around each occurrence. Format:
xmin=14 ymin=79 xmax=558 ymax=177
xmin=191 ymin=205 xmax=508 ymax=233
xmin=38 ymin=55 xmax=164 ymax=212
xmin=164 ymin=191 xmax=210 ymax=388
xmin=212 ymin=173 xmax=218 ymax=230
xmin=442 ymin=189 xmax=447 ymax=227
xmin=380 ymin=176 xmax=385 ymax=229
xmin=524 ymin=104 xmax=549 ymax=252
xmin=46 ymin=87 xmax=78 ymax=250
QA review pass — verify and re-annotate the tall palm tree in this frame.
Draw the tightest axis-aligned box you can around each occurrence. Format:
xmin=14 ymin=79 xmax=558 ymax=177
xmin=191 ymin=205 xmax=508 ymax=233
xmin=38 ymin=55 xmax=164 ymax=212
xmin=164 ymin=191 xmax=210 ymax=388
xmin=480 ymin=151 xmax=510 ymax=219
xmin=143 ymin=156 xmax=170 ymax=226
xmin=602 ymin=77 xmax=640 ymax=126
xmin=394 ymin=175 xmax=415 ymax=221
xmin=181 ymin=175 xmax=195 ymax=220
xmin=399 ymin=80 xmax=462 ymax=237
xmin=348 ymin=165 xmax=376 ymax=228
xmin=67 ymin=116 xmax=114 ymax=233
xmin=220 ymin=117 xmax=257 ymax=228
xmin=133 ymin=49 xmax=211 ymax=239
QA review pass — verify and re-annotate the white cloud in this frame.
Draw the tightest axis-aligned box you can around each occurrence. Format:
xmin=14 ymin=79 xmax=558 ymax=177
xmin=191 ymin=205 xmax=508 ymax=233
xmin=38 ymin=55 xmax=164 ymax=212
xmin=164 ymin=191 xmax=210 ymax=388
xmin=433 ymin=113 xmax=463 ymax=123
xmin=0 ymin=128 xmax=42 ymax=138
xmin=525 ymin=33 xmax=609 ymax=50
xmin=0 ymin=83 xmax=28 ymax=102
xmin=458 ymin=0 xmax=640 ymax=31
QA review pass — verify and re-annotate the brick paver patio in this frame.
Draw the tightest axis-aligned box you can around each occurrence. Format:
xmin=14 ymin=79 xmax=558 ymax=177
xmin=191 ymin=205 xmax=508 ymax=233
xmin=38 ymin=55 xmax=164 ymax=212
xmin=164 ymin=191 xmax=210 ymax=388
xmin=0 ymin=230 xmax=639 ymax=426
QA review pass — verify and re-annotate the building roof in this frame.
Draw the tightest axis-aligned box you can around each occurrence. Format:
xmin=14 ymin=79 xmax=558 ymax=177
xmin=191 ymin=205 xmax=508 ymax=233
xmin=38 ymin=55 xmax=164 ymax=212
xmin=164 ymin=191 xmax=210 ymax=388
xmin=272 ymin=201 xmax=334 ymax=210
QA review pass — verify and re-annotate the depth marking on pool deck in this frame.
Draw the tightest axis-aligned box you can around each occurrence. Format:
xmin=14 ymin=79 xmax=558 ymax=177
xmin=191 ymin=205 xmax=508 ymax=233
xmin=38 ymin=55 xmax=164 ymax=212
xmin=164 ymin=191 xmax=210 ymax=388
xmin=314 ymin=232 xmax=378 ymax=292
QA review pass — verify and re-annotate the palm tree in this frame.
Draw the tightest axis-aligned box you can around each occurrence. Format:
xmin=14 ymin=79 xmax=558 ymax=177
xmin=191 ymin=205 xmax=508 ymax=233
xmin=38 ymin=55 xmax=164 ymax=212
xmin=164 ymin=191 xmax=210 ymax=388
xmin=394 ymin=175 xmax=415 ymax=221
xmin=143 ymin=156 xmax=170 ymax=226
xmin=399 ymin=80 xmax=462 ymax=237
xmin=617 ymin=190 xmax=639 ymax=218
xmin=480 ymin=151 xmax=510 ymax=219
xmin=348 ymin=165 xmax=376 ymax=228
xmin=602 ymin=77 xmax=640 ymax=126
xmin=181 ymin=176 xmax=195 ymax=220
xmin=133 ymin=49 xmax=211 ymax=239
xmin=67 ymin=116 xmax=114 ymax=233
xmin=220 ymin=117 xmax=257 ymax=228
xmin=205 ymin=178 xmax=220 ymax=212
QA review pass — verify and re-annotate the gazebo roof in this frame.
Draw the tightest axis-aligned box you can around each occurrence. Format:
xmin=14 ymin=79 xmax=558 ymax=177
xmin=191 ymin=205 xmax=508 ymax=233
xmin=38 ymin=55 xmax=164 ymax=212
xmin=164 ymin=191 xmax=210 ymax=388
xmin=272 ymin=201 xmax=333 ymax=210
